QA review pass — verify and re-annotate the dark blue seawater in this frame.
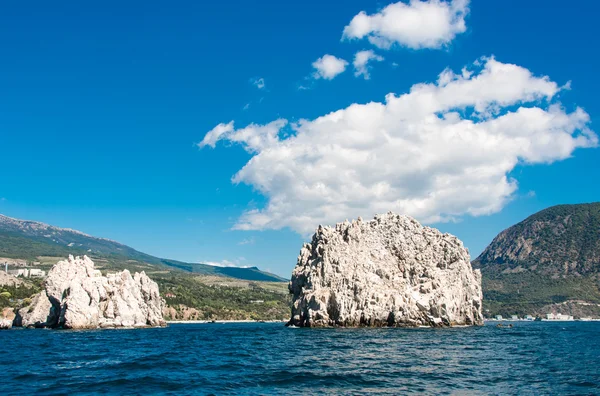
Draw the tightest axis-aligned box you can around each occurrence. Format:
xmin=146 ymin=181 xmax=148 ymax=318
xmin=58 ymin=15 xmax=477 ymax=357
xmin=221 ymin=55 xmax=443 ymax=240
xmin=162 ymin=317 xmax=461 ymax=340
xmin=1 ymin=321 xmax=599 ymax=395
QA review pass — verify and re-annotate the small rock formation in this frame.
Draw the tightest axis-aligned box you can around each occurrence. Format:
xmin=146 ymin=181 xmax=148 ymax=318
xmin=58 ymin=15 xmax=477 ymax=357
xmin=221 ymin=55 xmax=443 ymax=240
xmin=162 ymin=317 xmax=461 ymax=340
xmin=163 ymin=304 xmax=202 ymax=321
xmin=14 ymin=292 xmax=53 ymax=328
xmin=0 ymin=271 xmax=26 ymax=287
xmin=2 ymin=307 xmax=15 ymax=321
xmin=15 ymin=255 xmax=166 ymax=329
xmin=0 ymin=318 xmax=12 ymax=329
xmin=288 ymin=213 xmax=483 ymax=327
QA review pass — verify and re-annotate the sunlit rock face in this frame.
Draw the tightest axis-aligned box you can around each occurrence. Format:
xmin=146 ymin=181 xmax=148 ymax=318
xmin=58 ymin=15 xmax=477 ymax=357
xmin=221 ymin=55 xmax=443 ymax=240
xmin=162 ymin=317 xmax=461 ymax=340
xmin=288 ymin=213 xmax=483 ymax=328
xmin=0 ymin=318 xmax=11 ymax=329
xmin=16 ymin=291 xmax=53 ymax=328
xmin=16 ymin=255 xmax=166 ymax=329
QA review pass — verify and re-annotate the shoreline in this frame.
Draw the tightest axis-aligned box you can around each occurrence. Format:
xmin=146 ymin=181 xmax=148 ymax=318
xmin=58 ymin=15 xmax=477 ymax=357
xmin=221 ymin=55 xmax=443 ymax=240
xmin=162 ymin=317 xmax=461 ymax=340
xmin=166 ymin=320 xmax=287 ymax=324
xmin=167 ymin=319 xmax=600 ymax=325
xmin=484 ymin=319 xmax=600 ymax=322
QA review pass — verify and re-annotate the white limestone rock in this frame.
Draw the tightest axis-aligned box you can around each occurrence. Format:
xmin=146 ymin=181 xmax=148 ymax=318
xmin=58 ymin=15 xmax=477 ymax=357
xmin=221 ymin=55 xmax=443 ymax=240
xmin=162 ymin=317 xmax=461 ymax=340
xmin=288 ymin=213 xmax=483 ymax=327
xmin=17 ymin=255 xmax=166 ymax=329
xmin=0 ymin=271 xmax=25 ymax=287
xmin=0 ymin=318 xmax=12 ymax=329
xmin=16 ymin=291 xmax=54 ymax=328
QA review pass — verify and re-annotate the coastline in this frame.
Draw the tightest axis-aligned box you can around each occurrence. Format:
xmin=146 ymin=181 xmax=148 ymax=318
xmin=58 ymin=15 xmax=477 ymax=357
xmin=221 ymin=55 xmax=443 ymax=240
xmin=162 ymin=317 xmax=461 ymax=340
xmin=166 ymin=320 xmax=287 ymax=324
xmin=484 ymin=319 xmax=600 ymax=322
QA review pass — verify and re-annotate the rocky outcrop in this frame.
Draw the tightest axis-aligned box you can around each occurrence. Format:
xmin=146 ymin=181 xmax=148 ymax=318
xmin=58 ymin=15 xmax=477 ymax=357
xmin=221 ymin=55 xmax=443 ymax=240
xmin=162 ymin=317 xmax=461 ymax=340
xmin=15 ymin=255 xmax=166 ymax=329
xmin=163 ymin=304 xmax=202 ymax=321
xmin=0 ymin=271 xmax=26 ymax=287
xmin=0 ymin=308 xmax=13 ymax=329
xmin=0 ymin=318 xmax=11 ymax=329
xmin=15 ymin=292 xmax=53 ymax=328
xmin=2 ymin=307 xmax=15 ymax=321
xmin=288 ymin=213 xmax=483 ymax=327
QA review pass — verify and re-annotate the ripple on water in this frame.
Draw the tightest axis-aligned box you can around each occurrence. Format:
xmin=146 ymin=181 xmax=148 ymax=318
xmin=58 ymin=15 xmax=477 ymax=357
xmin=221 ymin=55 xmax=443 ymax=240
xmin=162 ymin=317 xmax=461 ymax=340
xmin=1 ymin=322 xmax=599 ymax=395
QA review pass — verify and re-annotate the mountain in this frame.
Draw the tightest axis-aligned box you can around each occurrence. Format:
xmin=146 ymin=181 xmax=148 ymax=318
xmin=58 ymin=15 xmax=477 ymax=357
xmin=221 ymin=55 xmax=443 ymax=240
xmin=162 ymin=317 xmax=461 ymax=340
xmin=0 ymin=214 xmax=286 ymax=282
xmin=473 ymin=203 xmax=600 ymax=317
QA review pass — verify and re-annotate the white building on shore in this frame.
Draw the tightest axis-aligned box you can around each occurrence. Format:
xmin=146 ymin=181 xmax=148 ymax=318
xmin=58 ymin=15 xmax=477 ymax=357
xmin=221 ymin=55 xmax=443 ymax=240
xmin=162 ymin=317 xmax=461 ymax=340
xmin=7 ymin=268 xmax=46 ymax=278
xmin=544 ymin=313 xmax=574 ymax=321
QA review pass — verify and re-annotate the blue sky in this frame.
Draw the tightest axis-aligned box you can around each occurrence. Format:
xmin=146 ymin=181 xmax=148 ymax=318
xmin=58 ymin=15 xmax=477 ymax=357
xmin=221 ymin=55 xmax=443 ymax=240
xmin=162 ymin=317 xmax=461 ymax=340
xmin=1 ymin=1 xmax=599 ymax=277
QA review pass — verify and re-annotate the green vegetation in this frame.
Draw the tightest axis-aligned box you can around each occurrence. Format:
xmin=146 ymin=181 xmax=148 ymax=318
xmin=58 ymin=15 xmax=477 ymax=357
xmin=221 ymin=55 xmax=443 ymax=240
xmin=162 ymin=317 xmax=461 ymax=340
xmin=474 ymin=202 xmax=600 ymax=317
xmin=0 ymin=232 xmax=88 ymax=261
xmin=0 ymin=214 xmax=291 ymax=321
xmin=155 ymin=274 xmax=290 ymax=321
xmin=0 ymin=215 xmax=286 ymax=282
xmin=0 ymin=279 xmax=42 ymax=311
xmin=0 ymin=270 xmax=290 ymax=321
xmin=482 ymin=272 xmax=600 ymax=317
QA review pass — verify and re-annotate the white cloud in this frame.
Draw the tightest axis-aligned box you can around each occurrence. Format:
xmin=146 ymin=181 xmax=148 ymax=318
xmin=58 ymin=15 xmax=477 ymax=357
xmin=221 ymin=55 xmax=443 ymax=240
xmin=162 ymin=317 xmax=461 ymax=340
xmin=353 ymin=50 xmax=385 ymax=79
xmin=197 ymin=121 xmax=234 ymax=149
xmin=312 ymin=54 xmax=349 ymax=80
xmin=198 ymin=119 xmax=287 ymax=153
xmin=202 ymin=259 xmax=250 ymax=268
xmin=243 ymin=103 xmax=250 ymax=111
xmin=200 ymin=57 xmax=597 ymax=235
xmin=343 ymin=0 xmax=470 ymax=49
xmin=251 ymin=77 xmax=266 ymax=89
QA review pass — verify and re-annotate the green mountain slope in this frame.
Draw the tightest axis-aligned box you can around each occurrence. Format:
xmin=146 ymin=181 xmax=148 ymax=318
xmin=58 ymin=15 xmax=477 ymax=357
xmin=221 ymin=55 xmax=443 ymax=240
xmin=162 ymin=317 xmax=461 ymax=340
xmin=0 ymin=214 xmax=286 ymax=282
xmin=473 ymin=203 xmax=600 ymax=317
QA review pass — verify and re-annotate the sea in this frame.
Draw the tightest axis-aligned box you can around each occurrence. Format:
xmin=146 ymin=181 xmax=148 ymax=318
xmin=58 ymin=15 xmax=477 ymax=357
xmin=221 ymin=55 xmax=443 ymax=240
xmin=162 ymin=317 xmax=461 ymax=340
xmin=1 ymin=321 xmax=599 ymax=395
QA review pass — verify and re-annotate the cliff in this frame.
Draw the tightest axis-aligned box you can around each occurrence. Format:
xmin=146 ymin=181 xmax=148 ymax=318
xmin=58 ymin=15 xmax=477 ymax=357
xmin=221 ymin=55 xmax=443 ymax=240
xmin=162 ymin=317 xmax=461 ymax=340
xmin=288 ymin=213 xmax=483 ymax=327
xmin=474 ymin=203 xmax=600 ymax=277
xmin=15 ymin=255 xmax=166 ymax=329
xmin=473 ymin=202 xmax=600 ymax=317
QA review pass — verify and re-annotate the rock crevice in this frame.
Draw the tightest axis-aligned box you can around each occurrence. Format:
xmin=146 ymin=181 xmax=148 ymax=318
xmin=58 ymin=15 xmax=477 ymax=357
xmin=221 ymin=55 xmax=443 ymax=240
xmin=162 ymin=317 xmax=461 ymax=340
xmin=288 ymin=213 xmax=483 ymax=327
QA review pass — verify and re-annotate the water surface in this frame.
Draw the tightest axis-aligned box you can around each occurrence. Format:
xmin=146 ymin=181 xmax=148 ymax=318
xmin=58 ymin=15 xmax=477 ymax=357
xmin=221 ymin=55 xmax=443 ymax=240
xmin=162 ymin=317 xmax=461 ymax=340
xmin=1 ymin=321 xmax=599 ymax=395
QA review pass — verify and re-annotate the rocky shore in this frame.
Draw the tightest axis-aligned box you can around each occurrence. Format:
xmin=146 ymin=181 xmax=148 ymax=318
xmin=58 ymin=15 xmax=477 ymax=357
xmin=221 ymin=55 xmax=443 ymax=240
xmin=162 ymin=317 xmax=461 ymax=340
xmin=9 ymin=255 xmax=166 ymax=329
xmin=288 ymin=213 xmax=484 ymax=328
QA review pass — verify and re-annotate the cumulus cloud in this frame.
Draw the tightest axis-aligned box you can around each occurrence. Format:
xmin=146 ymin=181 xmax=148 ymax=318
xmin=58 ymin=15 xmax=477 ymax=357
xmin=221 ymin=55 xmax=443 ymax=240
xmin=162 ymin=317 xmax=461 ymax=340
xmin=200 ymin=57 xmax=597 ymax=234
xmin=353 ymin=50 xmax=385 ymax=79
xmin=343 ymin=0 xmax=470 ymax=49
xmin=312 ymin=54 xmax=349 ymax=80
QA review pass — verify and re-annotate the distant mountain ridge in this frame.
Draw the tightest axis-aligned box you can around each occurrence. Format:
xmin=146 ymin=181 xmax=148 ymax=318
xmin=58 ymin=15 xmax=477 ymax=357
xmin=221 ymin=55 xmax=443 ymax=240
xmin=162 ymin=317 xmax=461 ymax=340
xmin=473 ymin=202 xmax=600 ymax=317
xmin=473 ymin=203 xmax=600 ymax=277
xmin=0 ymin=214 xmax=113 ymax=241
xmin=0 ymin=214 xmax=286 ymax=282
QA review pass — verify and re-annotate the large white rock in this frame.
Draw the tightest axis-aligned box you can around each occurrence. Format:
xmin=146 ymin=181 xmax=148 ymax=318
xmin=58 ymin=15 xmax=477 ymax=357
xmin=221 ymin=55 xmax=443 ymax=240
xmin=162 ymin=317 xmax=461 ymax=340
xmin=288 ymin=213 xmax=483 ymax=327
xmin=17 ymin=255 xmax=166 ymax=329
